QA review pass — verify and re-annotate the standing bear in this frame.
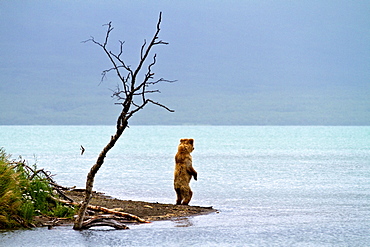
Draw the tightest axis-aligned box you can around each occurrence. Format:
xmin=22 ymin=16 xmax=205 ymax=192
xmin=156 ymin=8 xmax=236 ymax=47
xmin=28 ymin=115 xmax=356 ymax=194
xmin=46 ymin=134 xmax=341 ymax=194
xmin=174 ymin=138 xmax=197 ymax=205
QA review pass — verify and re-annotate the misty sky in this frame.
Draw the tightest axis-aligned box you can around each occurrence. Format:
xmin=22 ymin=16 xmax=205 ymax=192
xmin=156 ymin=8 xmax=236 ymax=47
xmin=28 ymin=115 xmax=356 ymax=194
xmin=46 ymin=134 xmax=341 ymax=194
xmin=0 ymin=1 xmax=369 ymax=125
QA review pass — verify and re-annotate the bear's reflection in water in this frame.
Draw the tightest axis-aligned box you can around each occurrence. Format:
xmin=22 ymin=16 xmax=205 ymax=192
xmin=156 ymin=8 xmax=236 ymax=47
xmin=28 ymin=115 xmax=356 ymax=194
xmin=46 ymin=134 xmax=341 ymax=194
xmin=173 ymin=217 xmax=194 ymax=227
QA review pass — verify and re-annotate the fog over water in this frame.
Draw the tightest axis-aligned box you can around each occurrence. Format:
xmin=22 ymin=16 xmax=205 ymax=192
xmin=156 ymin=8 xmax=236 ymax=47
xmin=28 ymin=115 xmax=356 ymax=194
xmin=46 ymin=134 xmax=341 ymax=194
xmin=0 ymin=1 xmax=369 ymax=125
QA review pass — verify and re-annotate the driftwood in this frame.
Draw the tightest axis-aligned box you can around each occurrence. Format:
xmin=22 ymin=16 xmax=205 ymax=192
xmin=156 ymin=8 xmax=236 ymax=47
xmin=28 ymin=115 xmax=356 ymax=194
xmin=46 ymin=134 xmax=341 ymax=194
xmin=52 ymin=196 xmax=150 ymax=229
xmin=87 ymin=204 xmax=150 ymax=223
xmin=80 ymin=215 xmax=130 ymax=229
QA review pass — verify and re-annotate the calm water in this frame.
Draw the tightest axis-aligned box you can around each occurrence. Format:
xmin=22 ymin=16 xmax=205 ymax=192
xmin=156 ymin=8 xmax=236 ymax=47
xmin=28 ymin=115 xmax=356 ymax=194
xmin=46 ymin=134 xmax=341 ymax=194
xmin=0 ymin=126 xmax=369 ymax=246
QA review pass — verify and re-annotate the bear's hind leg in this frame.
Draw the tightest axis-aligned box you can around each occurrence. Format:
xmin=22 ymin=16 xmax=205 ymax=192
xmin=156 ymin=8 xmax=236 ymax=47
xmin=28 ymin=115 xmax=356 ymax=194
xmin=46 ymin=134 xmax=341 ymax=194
xmin=182 ymin=190 xmax=193 ymax=205
xmin=175 ymin=188 xmax=183 ymax=205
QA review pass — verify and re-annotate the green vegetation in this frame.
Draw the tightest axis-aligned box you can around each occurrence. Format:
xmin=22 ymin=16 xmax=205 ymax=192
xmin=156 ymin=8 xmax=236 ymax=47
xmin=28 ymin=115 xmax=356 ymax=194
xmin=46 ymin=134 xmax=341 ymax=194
xmin=0 ymin=148 xmax=75 ymax=229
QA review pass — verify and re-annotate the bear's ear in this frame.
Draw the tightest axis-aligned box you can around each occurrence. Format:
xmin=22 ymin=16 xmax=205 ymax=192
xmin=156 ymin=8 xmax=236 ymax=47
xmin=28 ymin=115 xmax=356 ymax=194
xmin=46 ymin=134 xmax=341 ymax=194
xmin=188 ymin=139 xmax=194 ymax=145
xmin=180 ymin=139 xmax=186 ymax=143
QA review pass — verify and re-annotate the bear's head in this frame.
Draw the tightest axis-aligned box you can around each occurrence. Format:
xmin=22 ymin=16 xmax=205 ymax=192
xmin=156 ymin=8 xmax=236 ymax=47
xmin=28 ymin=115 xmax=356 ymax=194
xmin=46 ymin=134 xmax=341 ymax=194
xmin=178 ymin=138 xmax=194 ymax=153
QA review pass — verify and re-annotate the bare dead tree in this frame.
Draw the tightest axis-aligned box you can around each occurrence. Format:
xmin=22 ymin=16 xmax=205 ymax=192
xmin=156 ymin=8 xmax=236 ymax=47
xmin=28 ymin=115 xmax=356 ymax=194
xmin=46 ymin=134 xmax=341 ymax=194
xmin=73 ymin=12 xmax=173 ymax=230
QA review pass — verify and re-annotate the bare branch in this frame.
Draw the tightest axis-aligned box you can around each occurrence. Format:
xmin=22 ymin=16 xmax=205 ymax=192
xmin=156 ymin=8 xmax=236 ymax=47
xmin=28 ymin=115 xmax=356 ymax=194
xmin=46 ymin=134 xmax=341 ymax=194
xmin=147 ymin=53 xmax=157 ymax=78
xmin=153 ymin=40 xmax=169 ymax=45
xmin=148 ymin=99 xmax=175 ymax=112
xmin=127 ymin=97 xmax=174 ymax=120
xmin=126 ymin=100 xmax=149 ymax=119
xmin=133 ymin=12 xmax=168 ymax=81
xmin=109 ymin=51 xmax=131 ymax=73
xmin=133 ymin=90 xmax=161 ymax=95
xmin=117 ymin=40 xmax=125 ymax=58
xmin=81 ymin=36 xmax=103 ymax=47
xmin=147 ymin=78 xmax=177 ymax=85
xmin=102 ymin=22 xmax=114 ymax=47
xmin=101 ymin=65 xmax=130 ymax=84
xmin=140 ymin=39 xmax=147 ymax=60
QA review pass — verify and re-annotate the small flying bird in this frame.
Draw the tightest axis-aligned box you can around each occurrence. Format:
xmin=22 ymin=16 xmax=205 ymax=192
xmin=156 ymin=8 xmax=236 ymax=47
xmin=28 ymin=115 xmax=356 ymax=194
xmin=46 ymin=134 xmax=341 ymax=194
xmin=80 ymin=145 xmax=85 ymax=155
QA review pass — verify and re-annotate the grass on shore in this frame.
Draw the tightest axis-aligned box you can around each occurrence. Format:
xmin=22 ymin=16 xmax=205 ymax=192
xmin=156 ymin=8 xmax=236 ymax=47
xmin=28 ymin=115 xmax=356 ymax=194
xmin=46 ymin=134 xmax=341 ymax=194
xmin=0 ymin=148 xmax=76 ymax=229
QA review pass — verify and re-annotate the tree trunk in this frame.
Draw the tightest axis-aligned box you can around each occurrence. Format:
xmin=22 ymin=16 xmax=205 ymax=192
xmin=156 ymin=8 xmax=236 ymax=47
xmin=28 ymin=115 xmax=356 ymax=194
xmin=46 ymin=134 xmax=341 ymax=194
xmin=73 ymin=123 xmax=127 ymax=230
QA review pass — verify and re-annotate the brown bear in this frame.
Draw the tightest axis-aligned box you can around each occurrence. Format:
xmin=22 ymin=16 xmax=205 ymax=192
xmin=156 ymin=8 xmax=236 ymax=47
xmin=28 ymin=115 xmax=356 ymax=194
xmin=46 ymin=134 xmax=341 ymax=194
xmin=174 ymin=138 xmax=197 ymax=205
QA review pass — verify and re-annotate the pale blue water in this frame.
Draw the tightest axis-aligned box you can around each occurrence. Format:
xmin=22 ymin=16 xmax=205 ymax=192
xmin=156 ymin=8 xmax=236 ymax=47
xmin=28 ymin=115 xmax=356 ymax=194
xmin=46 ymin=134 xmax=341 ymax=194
xmin=0 ymin=126 xmax=369 ymax=246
